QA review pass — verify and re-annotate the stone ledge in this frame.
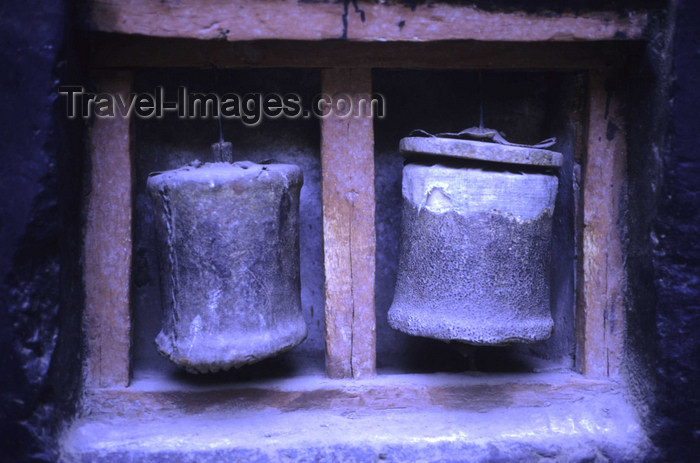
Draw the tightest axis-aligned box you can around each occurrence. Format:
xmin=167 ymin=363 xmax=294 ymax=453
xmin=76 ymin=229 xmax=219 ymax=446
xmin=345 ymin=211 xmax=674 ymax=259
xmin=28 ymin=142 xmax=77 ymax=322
xmin=61 ymin=372 xmax=651 ymax=462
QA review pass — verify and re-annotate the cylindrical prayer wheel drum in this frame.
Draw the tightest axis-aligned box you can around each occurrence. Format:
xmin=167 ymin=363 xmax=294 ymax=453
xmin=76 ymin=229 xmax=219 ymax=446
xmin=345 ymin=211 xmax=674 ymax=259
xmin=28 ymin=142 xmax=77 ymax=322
xmin=388 ymin=137 xmax=562 ymax=345
xmin=148 ymin=161 xmax=307 ymax=373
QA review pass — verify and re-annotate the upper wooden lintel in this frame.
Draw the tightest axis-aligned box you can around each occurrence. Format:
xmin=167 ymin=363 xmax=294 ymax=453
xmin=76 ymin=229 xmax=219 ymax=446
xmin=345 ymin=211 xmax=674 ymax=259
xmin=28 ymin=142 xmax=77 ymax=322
xmin=86 ymin=34 xmax=644 ymax=70
xmin=82 ymin=0 xmax=647 ymax=43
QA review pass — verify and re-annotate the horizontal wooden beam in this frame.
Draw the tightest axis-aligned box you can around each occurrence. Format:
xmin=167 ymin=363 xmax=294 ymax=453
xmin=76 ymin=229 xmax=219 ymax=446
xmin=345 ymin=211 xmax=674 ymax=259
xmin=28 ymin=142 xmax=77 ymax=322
xmin=82 ymin=0 xmax=647 ymax=42
xmin=86 ymin=34 xmax=644 ymax=70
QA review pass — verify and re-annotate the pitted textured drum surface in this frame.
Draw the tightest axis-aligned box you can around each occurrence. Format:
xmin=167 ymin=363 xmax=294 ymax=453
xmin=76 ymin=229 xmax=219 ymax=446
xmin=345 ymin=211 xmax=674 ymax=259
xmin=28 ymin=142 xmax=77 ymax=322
xmin=388 ymin=162 xmax=557 ymax=345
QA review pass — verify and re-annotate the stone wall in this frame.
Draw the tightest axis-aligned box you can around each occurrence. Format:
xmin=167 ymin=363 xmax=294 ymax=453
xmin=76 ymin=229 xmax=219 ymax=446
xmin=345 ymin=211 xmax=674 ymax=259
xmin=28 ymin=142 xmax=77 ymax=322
xmin=651 ymin=0 xmax=700 ymax=459
xmin=0 ymin=0 xmax=84 ymax=461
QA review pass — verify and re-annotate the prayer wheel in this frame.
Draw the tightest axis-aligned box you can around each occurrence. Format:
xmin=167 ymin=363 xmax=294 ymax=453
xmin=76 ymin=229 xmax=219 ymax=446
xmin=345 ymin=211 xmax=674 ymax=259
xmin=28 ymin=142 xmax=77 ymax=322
xmin=388 ymin=137 xmax=562 ymax=345
xmin=148 ymin=161 xmax=307 ymax=373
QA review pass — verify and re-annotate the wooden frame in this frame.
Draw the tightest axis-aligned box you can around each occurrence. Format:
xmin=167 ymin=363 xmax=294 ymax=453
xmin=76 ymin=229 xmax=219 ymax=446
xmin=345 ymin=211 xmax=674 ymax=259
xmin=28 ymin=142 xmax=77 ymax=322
xmin=82 ymin=2 xmax=639 ymax=387
xmin=576 ymin=70 xmax=627 ymax=377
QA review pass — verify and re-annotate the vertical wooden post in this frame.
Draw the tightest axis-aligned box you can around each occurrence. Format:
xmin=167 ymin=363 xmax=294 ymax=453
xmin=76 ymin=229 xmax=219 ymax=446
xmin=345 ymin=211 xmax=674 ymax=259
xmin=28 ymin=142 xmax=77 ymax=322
xmin=577 ymin=70 xmax=626 ymax=377
xmin=84 ymin=71 xmax=133 ymax=387
xmin=320 ymin=68 xmax=376 ymax=378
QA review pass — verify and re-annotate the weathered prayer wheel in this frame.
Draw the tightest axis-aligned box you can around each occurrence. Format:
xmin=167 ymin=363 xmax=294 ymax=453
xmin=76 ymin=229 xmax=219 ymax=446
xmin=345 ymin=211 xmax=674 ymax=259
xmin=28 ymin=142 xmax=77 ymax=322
xmin=148 ymin=161 xmax=307 ymax=373
xmin=388 ymin=137 xmax=563 ymax=345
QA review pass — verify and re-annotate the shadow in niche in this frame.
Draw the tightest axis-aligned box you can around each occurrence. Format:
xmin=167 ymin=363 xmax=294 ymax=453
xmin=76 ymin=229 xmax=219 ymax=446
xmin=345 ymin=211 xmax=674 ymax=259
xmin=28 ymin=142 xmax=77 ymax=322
xmin=378 ymin=338 xmax=559 ymax=375
xmin=379 ymin=337 xmax=473 ymax=374
xmin=470 ymin=346 xmax=552 ymax=372
xmin=164 ymin=350 xmax=326 ymax=386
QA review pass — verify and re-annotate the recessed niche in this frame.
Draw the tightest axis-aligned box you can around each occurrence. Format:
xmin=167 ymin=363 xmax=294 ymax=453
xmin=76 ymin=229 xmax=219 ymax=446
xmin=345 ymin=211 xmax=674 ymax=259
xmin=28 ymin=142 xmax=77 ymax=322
xmin=129 ymin=68 xmax=580 ymax=382
xmin=373 ymin=69 xmax=580 ymax=374
xmin=130 ymin=68 xmax=325 ymax=380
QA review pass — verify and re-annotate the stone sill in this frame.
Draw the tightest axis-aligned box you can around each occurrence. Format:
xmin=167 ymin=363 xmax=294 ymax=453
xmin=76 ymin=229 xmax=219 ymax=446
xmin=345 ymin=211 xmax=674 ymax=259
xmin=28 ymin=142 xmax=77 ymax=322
xmin=61 ymin=371 xmax=650 ymax=462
